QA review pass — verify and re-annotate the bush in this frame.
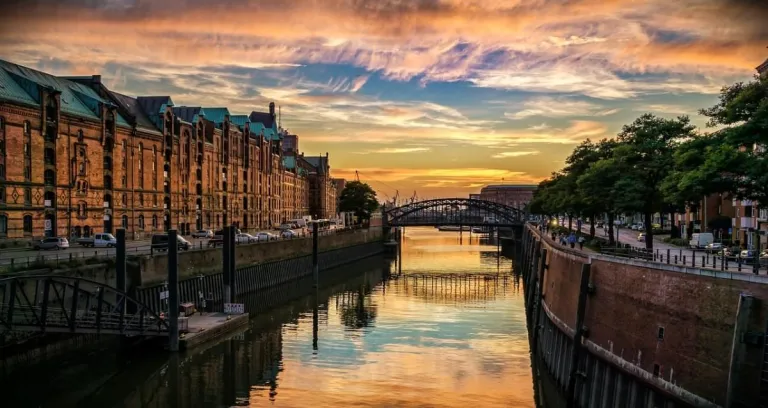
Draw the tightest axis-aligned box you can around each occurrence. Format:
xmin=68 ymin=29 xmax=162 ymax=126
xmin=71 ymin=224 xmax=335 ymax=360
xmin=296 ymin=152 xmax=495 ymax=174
xmin=662 ymin=237 xmax=688 ymax=247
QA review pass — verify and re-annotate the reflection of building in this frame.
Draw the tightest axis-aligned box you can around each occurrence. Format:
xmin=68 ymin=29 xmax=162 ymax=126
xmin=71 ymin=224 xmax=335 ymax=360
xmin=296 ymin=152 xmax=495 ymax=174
xmin=0 ymin=60 xmax=341 ymax=241
xmin=474 ymin=184 xmax=536 ymax=210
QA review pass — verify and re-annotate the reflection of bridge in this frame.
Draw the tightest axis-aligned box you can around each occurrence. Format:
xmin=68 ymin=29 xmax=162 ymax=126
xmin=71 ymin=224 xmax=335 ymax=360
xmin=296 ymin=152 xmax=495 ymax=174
xmin=384 ymin=198 xmax=526 ymax=227
xmin=389 ymin=273 xmax=516 ymax=303
xmin=0 ymin=275 xmax=169 ymax=336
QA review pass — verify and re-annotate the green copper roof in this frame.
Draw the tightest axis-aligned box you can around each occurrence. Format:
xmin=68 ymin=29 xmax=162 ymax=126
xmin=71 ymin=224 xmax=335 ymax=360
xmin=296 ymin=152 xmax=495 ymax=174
xmin=263 ymin=127 xmax=279 ymax=141
xmin=0 ymin=66 xmax=38 ymax=106
xmin=283 ymin=155 xmax=296 ymax=169
xmin=201 ymin=107 xmax=230 ymax=126
xmin=0 ymin=60 xmax=101 ymax=120
xmin=229 ymin=114 xmax=249 ymax=130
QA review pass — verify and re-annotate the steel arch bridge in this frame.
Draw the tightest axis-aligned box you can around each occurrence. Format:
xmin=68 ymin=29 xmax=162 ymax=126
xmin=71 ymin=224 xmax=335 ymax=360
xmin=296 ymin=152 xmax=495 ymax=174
xmin=384 ymin=198 xmax=526 ymax=227
xmin=0 ymin=275 xmax=172 ymax=336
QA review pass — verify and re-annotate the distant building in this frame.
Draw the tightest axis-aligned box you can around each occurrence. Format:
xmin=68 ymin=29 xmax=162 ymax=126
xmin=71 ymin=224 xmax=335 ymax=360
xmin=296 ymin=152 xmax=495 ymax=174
xmin=476 ymin=184 xmax=536 ymax=210
xmin=303 ymin=153 xmax=338 ymax=219
xmin=758 ymin=57 xmax=768 ymax=78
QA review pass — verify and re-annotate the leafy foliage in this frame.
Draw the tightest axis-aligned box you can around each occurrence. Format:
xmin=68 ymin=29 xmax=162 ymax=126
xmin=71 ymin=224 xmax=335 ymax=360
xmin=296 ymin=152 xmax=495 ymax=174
xmin=339 ymin=181 xmax=379 ymax=221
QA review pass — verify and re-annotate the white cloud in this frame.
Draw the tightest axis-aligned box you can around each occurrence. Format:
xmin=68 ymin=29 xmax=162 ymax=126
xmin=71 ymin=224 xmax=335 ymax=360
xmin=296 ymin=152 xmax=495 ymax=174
xmin=505 ymin=97 xmax=620 ymax=120
xmin=492 ymin=150 xmax=541 ymax=158
xmin=355 ymin=147 xmax=431 ymax=154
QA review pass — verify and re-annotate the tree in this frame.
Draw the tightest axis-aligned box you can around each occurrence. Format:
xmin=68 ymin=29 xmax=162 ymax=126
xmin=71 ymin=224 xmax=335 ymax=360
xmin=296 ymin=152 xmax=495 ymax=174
xmin=339 ymin=181 xmax=379 ymax=222
xmin=611 ymin=114 xmax=697 ymax=250
xmin=698 ymin=75 xmax=768 ymax=204
xmin=576 ymin=139 xmax=619 ymax=241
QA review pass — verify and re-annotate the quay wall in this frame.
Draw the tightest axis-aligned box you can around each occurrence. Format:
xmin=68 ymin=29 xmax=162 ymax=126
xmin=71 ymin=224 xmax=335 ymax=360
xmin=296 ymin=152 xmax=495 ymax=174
xmin=521 ymin=224 xmax=768 ymax=407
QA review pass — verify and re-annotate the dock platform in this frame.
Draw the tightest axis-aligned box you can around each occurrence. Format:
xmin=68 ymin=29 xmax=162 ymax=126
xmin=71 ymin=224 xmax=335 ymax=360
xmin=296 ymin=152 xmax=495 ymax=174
xmin=176 ymin=312 xmax=250 ymax=351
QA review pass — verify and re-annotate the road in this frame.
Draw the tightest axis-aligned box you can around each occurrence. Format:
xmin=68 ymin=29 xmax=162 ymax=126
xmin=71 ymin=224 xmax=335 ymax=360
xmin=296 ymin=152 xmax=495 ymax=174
xmin=0 ymin=228 xmax=312 ymax=267
xmin=577 ymin=224 xmax=763 ymax=273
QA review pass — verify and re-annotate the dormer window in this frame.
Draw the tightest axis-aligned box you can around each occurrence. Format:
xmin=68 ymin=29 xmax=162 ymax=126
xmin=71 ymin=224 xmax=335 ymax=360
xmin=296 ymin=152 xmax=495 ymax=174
xmin=46 ymin=98 xmax=58 ymax=124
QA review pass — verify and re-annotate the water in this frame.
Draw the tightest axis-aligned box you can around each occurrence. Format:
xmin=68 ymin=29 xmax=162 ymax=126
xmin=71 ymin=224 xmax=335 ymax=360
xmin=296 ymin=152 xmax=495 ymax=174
xmin=3 ymin=227 xmax=535 ymax=407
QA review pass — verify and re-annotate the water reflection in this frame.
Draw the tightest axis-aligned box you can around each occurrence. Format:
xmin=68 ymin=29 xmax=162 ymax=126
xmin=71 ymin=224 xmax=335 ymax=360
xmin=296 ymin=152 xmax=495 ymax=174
xmin=5 ymin=227 xmax=535 ymax=408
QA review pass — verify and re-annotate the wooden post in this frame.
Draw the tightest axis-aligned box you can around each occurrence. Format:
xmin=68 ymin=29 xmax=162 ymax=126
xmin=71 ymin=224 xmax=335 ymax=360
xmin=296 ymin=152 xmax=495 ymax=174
xmin=168 ymin=229 xmax=180 ymax=352
xmin=566 ymin=263 xmax=591 ymax=407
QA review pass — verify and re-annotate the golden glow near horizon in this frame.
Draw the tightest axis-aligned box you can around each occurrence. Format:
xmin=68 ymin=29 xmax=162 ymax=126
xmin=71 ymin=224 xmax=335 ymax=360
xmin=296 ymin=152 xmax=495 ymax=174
xmin=1 ymin=0 xmax=764 ymax=198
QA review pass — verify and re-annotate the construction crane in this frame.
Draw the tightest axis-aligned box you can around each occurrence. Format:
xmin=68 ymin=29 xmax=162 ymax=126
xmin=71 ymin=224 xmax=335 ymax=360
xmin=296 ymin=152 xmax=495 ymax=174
xmin=409 ymin=191 xmax=417 ymax=204
xmin=355 ymin=170 xmax=360 ymax=182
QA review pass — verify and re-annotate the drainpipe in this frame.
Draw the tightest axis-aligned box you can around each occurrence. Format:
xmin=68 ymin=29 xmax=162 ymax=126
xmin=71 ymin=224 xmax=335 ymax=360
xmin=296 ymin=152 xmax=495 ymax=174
xmin=67 ymin=120 xmax=71 ymax=238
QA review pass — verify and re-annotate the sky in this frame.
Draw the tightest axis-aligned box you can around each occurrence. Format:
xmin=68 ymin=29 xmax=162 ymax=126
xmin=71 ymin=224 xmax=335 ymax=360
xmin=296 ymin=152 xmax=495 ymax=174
xmin=0 ymin=0 xmax=766 ymax=200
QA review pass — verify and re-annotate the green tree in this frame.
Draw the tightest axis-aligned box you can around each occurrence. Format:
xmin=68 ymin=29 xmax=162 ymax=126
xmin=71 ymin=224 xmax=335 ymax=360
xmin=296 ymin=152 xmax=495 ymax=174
xmin=611 ymin=114 xmax=697 ymax=250
xmin=698 ymin=76 xmax=768 ymax=203
xmin=575 ymin=139 xmax=619 ymax=241
xmin=339 ymin=181 xmax=379 ymax=222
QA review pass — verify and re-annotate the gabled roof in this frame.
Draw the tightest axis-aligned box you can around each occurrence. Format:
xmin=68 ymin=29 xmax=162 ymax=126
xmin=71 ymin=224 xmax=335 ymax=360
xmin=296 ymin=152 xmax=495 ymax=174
xmin=282 ymin=155 xmax=296 ymax=170
xmin=758 ymin=58 xmax=768 ymax=75
xmin=0 ymin=59 xmax=123 ymax=121
xmin=110 ymin=91 xmax=160 ymax=132
xmin=137 ymin=96 xmax=173 ymax=128
xmin=173 ymin=106 xmax=205 ymax=124
xmin=229 ymin=114 xmax=249 ymax=129
xmin=201 ymin=107 xmax=230 ymax=126
xmin=304 ymin=156 xmax=329 ymax=175
xmin=249 ymin=111 xmax=275 ymax=129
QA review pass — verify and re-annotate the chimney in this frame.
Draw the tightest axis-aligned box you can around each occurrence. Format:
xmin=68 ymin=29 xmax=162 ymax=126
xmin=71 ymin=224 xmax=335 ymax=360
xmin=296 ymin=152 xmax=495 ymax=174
xmin=92 ymin=75 xmax=102 ymax=84
xmin=269 ymin=102 xmax=275 ymax=117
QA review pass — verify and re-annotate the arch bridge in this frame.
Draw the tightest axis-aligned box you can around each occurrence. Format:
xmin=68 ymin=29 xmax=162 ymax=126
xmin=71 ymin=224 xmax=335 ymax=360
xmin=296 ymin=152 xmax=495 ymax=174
xmin=384 ymin=198 xmax=526 ymax=227
xmin=0 ymin=275 xmax=172 ymax=336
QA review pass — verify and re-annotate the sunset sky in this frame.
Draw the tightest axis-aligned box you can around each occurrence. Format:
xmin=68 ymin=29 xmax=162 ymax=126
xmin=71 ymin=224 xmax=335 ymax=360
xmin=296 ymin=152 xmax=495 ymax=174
xmin=1 ymin=0 xmax=765 ymax=199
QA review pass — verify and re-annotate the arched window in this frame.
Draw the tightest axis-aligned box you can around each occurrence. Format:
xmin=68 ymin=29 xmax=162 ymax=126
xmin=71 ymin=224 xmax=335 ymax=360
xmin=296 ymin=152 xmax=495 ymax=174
xmin=121 ymin=215 xmax=128 ymax=229
xmin=77 ymin=201 xmax=87 ymax=219
xmin=121 ymin=193 xmax=127 ymax=207
xmin=152 ymin=215 xmax=158 ymax=229
xmin=0 ymin=214 xmax=8 ymax=235
xmin=23 ymin=215 xmax=32 ymax=234
xmin=77 ymin=129 xmax=84 ymax=143
xmin=138 ymin=215 xmax=145 ymax=229
xmin=44 ymin=169 xmax=55 ymax=185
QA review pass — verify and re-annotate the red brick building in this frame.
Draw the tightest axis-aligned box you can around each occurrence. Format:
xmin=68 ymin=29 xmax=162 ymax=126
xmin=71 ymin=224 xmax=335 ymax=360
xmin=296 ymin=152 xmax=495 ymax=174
xmin=0 ymin=60 xmax=338 ymax=241
xmin=475 ymin=184 xmax=536 ymax=210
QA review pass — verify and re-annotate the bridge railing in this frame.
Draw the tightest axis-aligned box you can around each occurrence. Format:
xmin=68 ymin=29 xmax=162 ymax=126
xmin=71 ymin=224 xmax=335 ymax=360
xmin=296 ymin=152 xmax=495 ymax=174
xmin=0 ymin=275 xmax=170 ymax=335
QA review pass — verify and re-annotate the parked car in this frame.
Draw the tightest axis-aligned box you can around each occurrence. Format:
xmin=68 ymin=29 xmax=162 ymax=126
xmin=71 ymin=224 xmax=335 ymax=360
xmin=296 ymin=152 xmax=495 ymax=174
xmin=281 ymin=230 xmax=299 ymax=239
xmin=256 ymin=232 xmax=278 ymax=242
xmin=151 ymin=233 xmax=191 ymax=251
xmin=236 ymin=233 xmax=257 ymax=244
xmin=279 ymin=223 xmax=294 ymax=231
xmin=32 ymin=237 xmax=69 ymax=250
xmin=192 ymin=230 xmax=213 ymax=239
xmin=704 ymin=242 xmax=724 ymax=253
xmin=637 ymin=233 xmax=646 ymax=242
xmin=76 ymin=233 xmax=117 ymax=248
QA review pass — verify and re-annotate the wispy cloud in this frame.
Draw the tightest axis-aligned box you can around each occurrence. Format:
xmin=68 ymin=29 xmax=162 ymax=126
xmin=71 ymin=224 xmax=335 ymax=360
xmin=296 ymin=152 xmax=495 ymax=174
xmin=355 ymin=147 xmax=430 ymax=154
xmin=492 ymin=150 xmax=540 ymax=159
xmin=505 ymin=97 xmax=620 ymax=120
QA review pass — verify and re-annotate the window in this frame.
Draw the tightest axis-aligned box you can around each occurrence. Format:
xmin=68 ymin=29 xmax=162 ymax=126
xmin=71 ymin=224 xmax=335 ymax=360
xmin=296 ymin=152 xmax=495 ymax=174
xmin=77 ymin=201 xmax=87 ymax=219
xmin=139 ymin=193 xmax=144 ymax=207
xmin=657 ymin=327 xmax=665 ymax=341
xmin=0 ymin=187 xmax=4 ymax=203
xmin=121 ymin=193 xmax=127 ymax=207
xmin=0 ymin=214 xmax=7 ymax=235
xmin=138 ymin=215 xmax=145 ymax=229
xmin=0 ymin=164 xmax=4 ymax=180
xmin=23 ymin=215 xmax=32 ymax=234
xmin=153 ymin=194 xmax=158 ymax=207
xmin=23 ymin=121 xmax=30 ymax=136
xmin=122 ymin=215 xmax=128 ymax=229
xmin=24 ymin=188 xmax=31 ymax=205
xmin=152 ymin=215 xmax=158 ymax=229
xmin=77 ymin=129 xmax=84 ymax=143
xmin=121 ymin=175 xmax=127 ymax=187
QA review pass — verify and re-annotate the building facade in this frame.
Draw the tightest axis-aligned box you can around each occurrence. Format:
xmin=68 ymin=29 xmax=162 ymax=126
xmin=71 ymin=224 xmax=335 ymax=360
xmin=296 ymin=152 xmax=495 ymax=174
xmin=475 ymin=184 xmax=536 ymax=210
xmin=304 ymin=154 xmax=338 ymax=219
xmin=0 ymin=60 xmax=338 ymax=241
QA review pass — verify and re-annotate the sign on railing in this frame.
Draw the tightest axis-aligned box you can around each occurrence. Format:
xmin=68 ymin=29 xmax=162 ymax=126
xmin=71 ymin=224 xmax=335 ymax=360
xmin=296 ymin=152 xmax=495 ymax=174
xmin=224 ymin=303 xmax=245 ymax=314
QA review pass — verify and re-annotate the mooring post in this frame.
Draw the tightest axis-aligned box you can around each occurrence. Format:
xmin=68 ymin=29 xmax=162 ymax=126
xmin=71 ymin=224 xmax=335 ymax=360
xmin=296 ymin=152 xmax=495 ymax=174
xmin=312 ymin=221 xmax=319 ymax=288
xmin=116 ymin=228 xmax=126 ymax=313
xmin=229 ymin=225 xmax=236 ymax=302
xmin=168 ymin=229 xmax=180 ymax=352
xmin=222 ymin=226 xmax=232 ymax=306
xmin=312 ymin=290 xmax=319 ymax=352
xmin=566 ymin=263 xmax=592 ymax=407
xmin=726 ymin=293 xmax=754 ymax=407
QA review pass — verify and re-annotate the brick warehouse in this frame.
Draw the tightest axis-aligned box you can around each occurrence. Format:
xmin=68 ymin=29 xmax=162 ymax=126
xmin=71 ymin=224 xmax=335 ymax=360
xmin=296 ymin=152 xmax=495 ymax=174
xmin=0 ymin=60 xmax=339 ymax=241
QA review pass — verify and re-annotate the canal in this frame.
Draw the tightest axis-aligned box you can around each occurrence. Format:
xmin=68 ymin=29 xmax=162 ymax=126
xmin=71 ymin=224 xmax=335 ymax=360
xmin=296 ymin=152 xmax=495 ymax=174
xmin=3 ymin=227 xmax=538 ymax=407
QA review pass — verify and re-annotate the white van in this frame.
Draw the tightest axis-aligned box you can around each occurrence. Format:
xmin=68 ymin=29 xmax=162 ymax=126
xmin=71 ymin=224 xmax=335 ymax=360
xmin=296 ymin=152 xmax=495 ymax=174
xmin=689 ymin=233 xmax=714 ymax=249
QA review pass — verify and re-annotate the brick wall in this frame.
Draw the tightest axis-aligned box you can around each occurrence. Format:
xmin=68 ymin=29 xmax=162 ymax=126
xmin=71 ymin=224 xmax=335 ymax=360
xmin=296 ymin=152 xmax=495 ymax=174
xmin=535 ymin=227 xmax=768 ymax=405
